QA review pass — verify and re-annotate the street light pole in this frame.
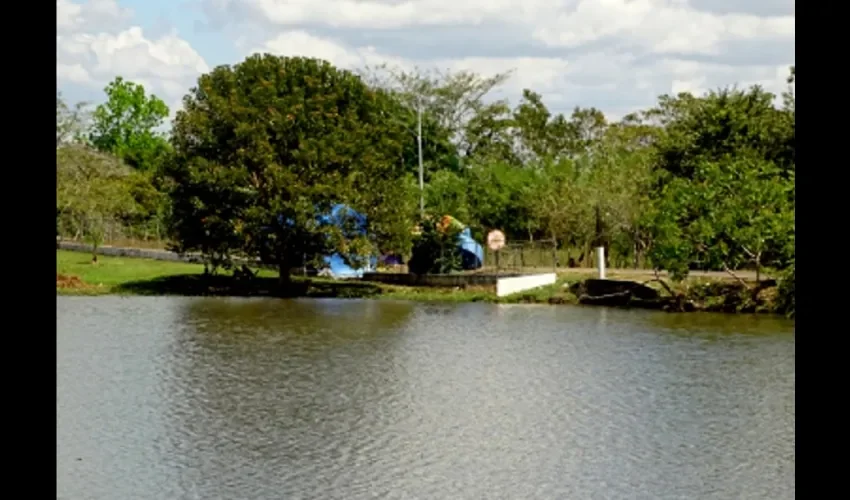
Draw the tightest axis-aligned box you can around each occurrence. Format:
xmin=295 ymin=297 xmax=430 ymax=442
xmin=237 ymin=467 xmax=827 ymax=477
xmin=417 ymin=101 xmax=424 ymax=219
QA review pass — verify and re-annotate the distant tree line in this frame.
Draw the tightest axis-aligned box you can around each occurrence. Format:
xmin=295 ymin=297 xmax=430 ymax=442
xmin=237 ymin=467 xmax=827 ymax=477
xmin=56 ymin=55 xmax=795 ymax=308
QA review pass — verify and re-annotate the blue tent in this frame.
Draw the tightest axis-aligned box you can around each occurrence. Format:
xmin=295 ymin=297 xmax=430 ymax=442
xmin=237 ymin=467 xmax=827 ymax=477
xmin=457 ymin=227 xmax=484 ymax=270
xmin=317 ymin=204 xmax=368 ymax=230
xmin=322 ymin=253 xmax=377 ymax=279
xmin=271 ymin=204 xmax=376 ymax=278
xmin=318 ymin=204 xmax=377 ymax=279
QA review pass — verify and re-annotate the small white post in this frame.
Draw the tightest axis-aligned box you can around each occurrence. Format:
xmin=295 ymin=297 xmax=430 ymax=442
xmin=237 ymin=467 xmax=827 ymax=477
xmin=596 ymin=246 xmax=606 ymax=279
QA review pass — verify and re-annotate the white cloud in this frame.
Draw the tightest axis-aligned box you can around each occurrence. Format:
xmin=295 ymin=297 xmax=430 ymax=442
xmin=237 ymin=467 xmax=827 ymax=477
xmin=57 ymin=63 xmax=92 ymax=84
xmin=56 ymin=0 xmax=209 ymax=117
xmin=221 ymin=0 xmax=793 ymax=57
xmin=241 ymin=0 xmax=540 ymax=29
xmin=212 ymin=0 xmax=794 ymax=119
xmin=661 ymin=59 xmax=790 ymax=96
xmin=255 ymin=31 xmax=408 ymax=69
xmin=253 ymin=31 xmax=571 ymax=109
xmin=531 ymin=0 xmax=793 ymax=55
xmin=57 ymin=0 xmax=794 ymax=123
xmin=252 ymin=30 xmax=791 ymax=120
xmin=57 ymin=0 xmax=132 ymax=35
xmin=254 ymin=31 xmax=574 ymax=92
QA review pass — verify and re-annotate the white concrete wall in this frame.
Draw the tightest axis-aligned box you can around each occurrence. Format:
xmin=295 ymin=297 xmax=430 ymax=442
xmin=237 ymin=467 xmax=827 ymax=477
xmin=496 ymin=273 xmax=557 ymax=297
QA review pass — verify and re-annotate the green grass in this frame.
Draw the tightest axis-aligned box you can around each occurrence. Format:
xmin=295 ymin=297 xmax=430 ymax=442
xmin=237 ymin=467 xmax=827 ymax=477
xmin=56 ymin=250 xmax=782 ymax=313
xmin=58 ymin=250 xmax=207 ymax=288
xmin=56 ymin=250 xmax=507 ymax=301
xmin=56 ymin=249 xmax=581 ymax=304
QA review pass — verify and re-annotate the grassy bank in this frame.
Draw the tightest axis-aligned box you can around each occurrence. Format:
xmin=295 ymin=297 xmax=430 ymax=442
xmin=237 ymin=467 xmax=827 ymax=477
xmin=57 ymin=250 xmax=783 ymax=313
xmin=56 ymin=250 xmax=526 ymax=302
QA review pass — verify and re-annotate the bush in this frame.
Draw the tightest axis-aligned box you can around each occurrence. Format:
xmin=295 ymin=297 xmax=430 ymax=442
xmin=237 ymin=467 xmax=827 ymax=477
xmin=775 ymin=262 xmax=795 ymax=318
xmin=408 ymin=217 xmax=463 ymax=274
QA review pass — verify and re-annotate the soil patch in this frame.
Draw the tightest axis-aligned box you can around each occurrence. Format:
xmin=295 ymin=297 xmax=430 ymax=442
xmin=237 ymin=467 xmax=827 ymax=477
xmin=57 ymin=273 xmax=96 ymax=290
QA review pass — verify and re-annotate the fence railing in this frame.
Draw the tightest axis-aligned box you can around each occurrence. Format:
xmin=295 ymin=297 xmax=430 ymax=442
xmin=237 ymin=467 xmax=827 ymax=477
xmin=482 ymin=240 xmax=558 ymax=273
xmin=57 ymin=214 xmax=169 ymax=250
xmin=481 ymin=241 xmax=648 ymax=272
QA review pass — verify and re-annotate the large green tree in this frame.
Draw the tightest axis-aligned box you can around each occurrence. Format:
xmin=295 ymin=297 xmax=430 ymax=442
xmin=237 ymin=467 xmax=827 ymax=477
xmin=168 ymin=54 xmax=414 ymax=285
xmin=583 ymin=123 xmax=656 ymax=267
xmin=90 ymin=77 xmax=171 ymax=172
xmin=467 ymin=161 xmax=545 ymax=241
xmin=649 ymin=85 xmax=794 ymax=180
xmin=510 ymin=89 xmax=571 ymax=164
xmin=643 ymin=77 xmax=795 ymax=278
xmin=565 ymin=107 xmax=608 ymax=157
xmin=425 ymin=169 xmax=472 ymax=224
xmin=647 ymin=158 xmax=794 ymax=281
xmin=56 ymin=145 xmax=142 ymax=261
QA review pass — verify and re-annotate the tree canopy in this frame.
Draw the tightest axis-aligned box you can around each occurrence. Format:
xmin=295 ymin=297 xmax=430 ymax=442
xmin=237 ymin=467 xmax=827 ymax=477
xmin=89 ymin=77 xmax=171 ymax=172
xmin=168 ymin=54 xmax=416 ymax=283
xmin=58 ymin=58 xmax=795 ymax=299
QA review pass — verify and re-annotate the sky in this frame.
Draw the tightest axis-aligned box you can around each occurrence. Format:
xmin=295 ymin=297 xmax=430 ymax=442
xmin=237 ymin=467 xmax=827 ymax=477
xmin=57 ymin=0 xmax=795 ymax=122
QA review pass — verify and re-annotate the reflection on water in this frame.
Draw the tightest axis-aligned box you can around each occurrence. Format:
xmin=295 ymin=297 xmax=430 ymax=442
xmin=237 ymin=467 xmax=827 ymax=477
xmin=58 ymin=297 xmax=794 ymax=499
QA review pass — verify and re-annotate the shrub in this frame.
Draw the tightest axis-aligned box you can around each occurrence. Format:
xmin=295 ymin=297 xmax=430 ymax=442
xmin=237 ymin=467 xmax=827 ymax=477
xmin=775 ymin=262 xmax=795 ymax=318
xmin=408 ymin=217 xmax=463 ymax=274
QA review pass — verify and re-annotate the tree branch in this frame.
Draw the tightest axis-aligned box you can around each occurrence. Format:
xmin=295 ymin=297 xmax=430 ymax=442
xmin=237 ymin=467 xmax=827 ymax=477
xmin=645 ymin=269 xmax=675 ymax=296
xmin=722 ymin=262 xmax=750 ymax=288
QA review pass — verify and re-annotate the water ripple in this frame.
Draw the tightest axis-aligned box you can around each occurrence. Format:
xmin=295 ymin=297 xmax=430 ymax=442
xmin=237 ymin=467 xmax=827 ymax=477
xmin=58 ymin=297 xmax=795 ymax=500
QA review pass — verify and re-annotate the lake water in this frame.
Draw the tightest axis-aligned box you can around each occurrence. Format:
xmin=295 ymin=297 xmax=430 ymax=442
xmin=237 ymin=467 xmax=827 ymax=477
xmin=57 ymin=297 xmax=795 ymax=499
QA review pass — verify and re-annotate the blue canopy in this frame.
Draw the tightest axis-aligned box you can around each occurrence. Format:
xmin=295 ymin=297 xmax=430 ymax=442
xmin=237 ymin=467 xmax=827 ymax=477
xmin=319 ymin=204 xmax=376 ymax=278
xmin=457 ymin=227 xmax=484 ymax=270
xmin=317 ymin=204 xmax=369 ymax=234
xmin=271 ymin=204 xmax=376 ymax=278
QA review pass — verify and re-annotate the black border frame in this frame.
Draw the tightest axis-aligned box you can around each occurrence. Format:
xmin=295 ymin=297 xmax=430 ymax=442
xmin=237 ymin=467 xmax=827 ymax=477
xmin=47 ymin=2 xmax=807 ymax=498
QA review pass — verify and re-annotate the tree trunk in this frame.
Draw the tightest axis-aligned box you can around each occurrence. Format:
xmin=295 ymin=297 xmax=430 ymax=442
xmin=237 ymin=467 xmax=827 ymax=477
xmin=633 ymin=229 xmax=640 ymax=269
xmin=550 ymin=232 xmax=558 ymax=270
xmin=278 ymin=260 xmax=292 ymax=287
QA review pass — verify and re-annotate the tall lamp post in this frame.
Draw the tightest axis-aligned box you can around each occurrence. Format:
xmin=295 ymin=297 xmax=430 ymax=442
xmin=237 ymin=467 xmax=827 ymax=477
xmin=416 ymin=101 xmax=424 ymax=219
xmin=378 ymin=66 xmax=429 ymax=219
xmin=389 ymin=100 xmax=426 ymax=219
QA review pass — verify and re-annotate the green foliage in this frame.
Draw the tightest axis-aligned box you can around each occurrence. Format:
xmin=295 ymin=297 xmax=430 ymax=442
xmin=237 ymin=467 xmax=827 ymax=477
xmin=58 ymin=85 xmax=172 ymax=245
xmin=532 ymin=157 xmax=594 ymax=248
xmin=647 ymin=158 xmax=794 ymax=280
xmin=394 ymin=102 xmax=461 ymax=180
xmin=365 ymin=174 xmax=420 ymax=259
xmin=642 ymin=70 xmax=795 ymax=280
xmin=776 ymin=261 xmax=795 ymax=318
xmin=467 ymin=161 xmax=543 ymax=241
xmin=462 ymin=101 xmax=516 ymax=162
xmin=59 ymin=61 xmax=794 ymax=307
xmin=425 ymin=169 xmax=471 ymax=223
xmin=650 ymin=86 xmax=795 ymax=179
xmin=90 ymin=77 xmax=171 ymax=172
xmin=565 ymin=107 xmax=608 ymax=156
xmin=168 ymin=54 xmax=413 ymax=281
xmin=408 ymin=218 xmax=463 ymax=274
xmin=783 ymin=65 xmax=795 ymax=112
xmin=56 ymin=145 xmax=145 ymax=255
xmin=166 ymin=156 xmax=247 ymax=273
